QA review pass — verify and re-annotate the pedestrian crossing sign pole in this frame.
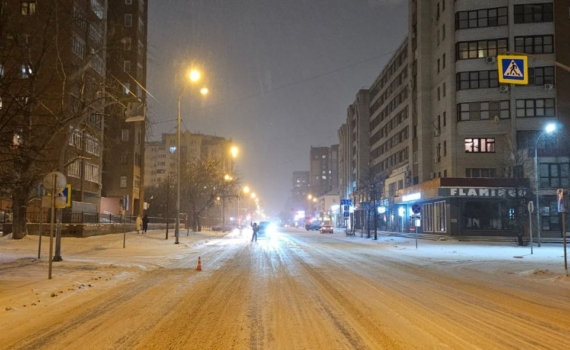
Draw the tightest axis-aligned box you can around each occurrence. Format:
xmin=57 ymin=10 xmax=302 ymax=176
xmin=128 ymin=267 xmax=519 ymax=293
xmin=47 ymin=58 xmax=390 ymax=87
xmin=497 ymin=55 xmax=528 ymax=85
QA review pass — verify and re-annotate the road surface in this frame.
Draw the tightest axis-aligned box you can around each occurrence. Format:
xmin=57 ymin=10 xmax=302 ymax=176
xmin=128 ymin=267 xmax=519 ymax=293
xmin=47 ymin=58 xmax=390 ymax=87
xmin=1 ymin=227 xmax=569 ymax=349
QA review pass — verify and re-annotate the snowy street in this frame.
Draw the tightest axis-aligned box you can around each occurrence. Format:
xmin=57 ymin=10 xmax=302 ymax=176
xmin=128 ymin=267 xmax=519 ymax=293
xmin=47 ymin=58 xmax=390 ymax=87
xmin=1 ymin=227 xmax=569 ymax=349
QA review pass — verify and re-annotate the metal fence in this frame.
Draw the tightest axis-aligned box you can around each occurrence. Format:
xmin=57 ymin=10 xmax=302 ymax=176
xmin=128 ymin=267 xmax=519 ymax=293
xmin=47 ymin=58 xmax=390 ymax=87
xmin=2 ymin=210 xmax=174 ymax=225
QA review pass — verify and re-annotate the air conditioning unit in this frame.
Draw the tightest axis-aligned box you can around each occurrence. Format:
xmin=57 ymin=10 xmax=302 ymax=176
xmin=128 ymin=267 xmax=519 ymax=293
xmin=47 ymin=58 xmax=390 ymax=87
xmin=499 ymin=86 xmax=509 ymax=93
xmin=544 ymin=84 xmax=554 ymax=90
xmin=485 ymin=57 xmax=496 ymax=64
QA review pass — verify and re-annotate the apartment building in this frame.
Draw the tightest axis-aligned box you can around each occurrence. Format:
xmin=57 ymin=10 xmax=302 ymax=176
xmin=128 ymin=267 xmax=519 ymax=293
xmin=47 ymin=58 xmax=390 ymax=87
xmin=309 ymin=145 xmax=339 ymax=198
xmin=101 ymin=0 xmax=148 ymax=215
xmin=144 ymin=132 xmax=235 ymax=187
xmin=0 ymin=1 xmax=108 ymax=215
xmin=394 ymin=0 xmax=569 ymax=236
xmin=339 ymin=0 xmax=569 ymax=236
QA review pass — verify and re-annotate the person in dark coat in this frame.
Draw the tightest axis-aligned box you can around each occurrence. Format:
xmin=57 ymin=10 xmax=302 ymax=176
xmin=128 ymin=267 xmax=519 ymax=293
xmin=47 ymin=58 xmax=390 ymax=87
xmin=251 ymin=222 xmax=258 ymax=242
xmin=142 ymin=214 xmax=149 ymax=233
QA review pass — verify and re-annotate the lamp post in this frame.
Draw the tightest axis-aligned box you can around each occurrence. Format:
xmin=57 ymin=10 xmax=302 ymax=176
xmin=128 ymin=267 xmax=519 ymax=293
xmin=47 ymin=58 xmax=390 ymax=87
xmin=535 ymin=122 xmax=558 ymax=247
xmin=175 ymin=69 xmax=207 ymax=245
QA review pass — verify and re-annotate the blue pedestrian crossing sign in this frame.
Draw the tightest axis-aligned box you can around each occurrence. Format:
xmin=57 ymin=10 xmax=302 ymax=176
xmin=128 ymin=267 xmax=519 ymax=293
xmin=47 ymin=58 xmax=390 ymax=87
xmin=497 ymin=55 xmax=528 ymax=85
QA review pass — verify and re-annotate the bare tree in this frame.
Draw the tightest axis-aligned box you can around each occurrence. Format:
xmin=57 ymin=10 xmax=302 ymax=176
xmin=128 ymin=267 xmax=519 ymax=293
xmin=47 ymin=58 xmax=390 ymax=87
xmin=0 ymin=2 xmax=132 ymax=238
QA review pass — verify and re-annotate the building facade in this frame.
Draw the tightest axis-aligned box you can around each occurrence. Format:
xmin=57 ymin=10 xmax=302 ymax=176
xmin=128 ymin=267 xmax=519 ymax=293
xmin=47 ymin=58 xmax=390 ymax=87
xmin=101 ymin=0 xmax=148 ymax=216
xmin=144 ymin=132 xmax=235 ymax=188
xmin=340 ymin=0 xmax=569 ymax=237
xmin=309 ymin=145 xmax=339 ymax=198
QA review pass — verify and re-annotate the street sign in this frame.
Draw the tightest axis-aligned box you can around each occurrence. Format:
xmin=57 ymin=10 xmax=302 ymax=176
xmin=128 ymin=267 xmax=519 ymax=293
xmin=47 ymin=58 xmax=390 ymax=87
xmin=411 ymin=204 xmax=421 ymax=215
xmin=497 ymin=55 xmax=528 ymax=85
xmin=343 ymin=212 xmax=350 ymax=218
xmin=61 ymin=184 xmax=72 ymax=208
xmin=340 ymin=199 xmax=352 ymax=206
xmin=42 ymin=172 xmax=66 ymax=192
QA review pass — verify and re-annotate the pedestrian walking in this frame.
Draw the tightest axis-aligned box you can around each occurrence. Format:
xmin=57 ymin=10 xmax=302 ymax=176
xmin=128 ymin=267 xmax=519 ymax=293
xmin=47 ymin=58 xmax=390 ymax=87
xmin=142 ymin=214 xmax=149 ymax=233
xmin=136 ymin=215 xmax=142 ymax=234
xmin=251 ymin=222 xmax=258 ymax=242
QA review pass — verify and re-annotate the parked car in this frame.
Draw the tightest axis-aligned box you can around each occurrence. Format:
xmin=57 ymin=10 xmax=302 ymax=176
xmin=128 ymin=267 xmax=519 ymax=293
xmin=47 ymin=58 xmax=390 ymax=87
xmin=305 ymin=222 xmax=321 ymax=231
xmin=320 ymin=223 xmax=334 ymax=234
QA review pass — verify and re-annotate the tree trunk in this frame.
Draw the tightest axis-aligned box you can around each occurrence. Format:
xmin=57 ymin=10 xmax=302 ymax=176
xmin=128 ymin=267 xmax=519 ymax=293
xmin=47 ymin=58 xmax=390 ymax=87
xmin=11 ymin=186 xmax=29 ymax=239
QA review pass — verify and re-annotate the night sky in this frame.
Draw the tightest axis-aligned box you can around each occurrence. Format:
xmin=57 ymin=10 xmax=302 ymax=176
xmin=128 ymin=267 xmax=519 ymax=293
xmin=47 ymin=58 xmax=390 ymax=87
xmin=147 ymin=0 xmax=408 ymax=216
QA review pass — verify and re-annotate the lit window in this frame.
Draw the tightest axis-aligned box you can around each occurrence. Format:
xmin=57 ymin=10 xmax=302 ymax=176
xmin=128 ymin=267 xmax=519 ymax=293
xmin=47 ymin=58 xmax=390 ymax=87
xmin=464 ymin=138 xmax=495 ymax=153
xmin=21 ymin=1 xmax=36 ymax=15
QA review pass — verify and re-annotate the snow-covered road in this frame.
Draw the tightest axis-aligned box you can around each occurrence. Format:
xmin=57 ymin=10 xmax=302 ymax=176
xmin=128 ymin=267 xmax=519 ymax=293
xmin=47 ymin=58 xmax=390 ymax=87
xmin=1 ymin=228 xmax=569 ymax=349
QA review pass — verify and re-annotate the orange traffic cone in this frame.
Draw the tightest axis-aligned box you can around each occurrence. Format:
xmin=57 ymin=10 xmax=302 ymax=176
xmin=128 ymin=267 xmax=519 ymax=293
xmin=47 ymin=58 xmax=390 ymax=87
xmin=196 ymin=256 xmax=202 ymax=271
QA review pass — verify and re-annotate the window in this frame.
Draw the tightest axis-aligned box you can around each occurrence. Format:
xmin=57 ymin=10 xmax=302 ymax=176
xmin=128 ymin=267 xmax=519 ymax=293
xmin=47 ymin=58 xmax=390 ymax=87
xmin=466 ymin=168 xmax=496 ymax=178
xmin=20 ymin=65 xmax=32 ymax=79
xmin=456 ymin=38 xmax=508 ymax=60
xmin=514 ymin=3 xmax=553 ymax=24
xmin=456 ymin=70 xmax=499 ymax=90
xmin=124 ymin=82 xmax=131 ymax=95
xmin=90 ymin=55 xmax=105 ymax=76
xmin=125 ymin=14 xmax=132 ymax=27
xmin=0 ymin=64 xmax=4 ymax=77
xmin=423 ymin=203 xmax=434 ymax=232
xmin=443 ymin=82 xmax=446 ymax=97
xmin=120 ymin=176 xmax=127 ymax=188
xmin=69 ymin=127 xmax=82 ymax=148
xmin=134 ymin=175 xmax=140 ymax=190
xmin=120 ymin=153 xmax=129 ymax=165
xmin=442 ymin=24 xmax=446 ymax=40
xmin=443 ymin=141 xmax=447 ymax=156
xmin=442 ymin=53 xmax=446 ymax=69
xmin=138 ymin=18 xmax=144 ymax=33
xmin=88 ymin=24 xmax=103 ymax=46
xmin=515 ymin=98 xmax=555 ymax=118
xmin=528 ymin=66 xmax=554 ymax=86
xmin=443 ymin=111 xmax=446 ymax=126
xmin=84 ymin=163 xmax=100 ymax=183
xmin=517 ymin=130 xmax=558 ymax=151
xmin=67 ymin=160 xmax=81 ymax=178
xmin=540 ymin=163 xmax=570 ymax=188
xmin=465 ymin=138 xmax=495 ymax=153
xmin=124 ymin=60 xmax=131 ymax=72
xmin=85 ymin=135 xmax=100 ymax=155
xmin=457 ymin=101 xmax=510 ymax=121
xmin=121 ymin=129 xmax=129 ymax=142
xmin=21 ymin=1 xmax=36 ymax=15
xmin=72 ymin=35 xmax=86 ymax=58
xmin=515 ymin=35 xmax=554 ymax=55
xmin=434 ymin=201 xmax=447 ymax=233
xmin=437 ymin=86 xmax=440 ymax=100
xmin=437 ymin=59 xmax=440 ymax=73
xmin=90 ymin=0 xmax=104 ymax=19
xmin=455 ymin=7 xmax=508 ymax=30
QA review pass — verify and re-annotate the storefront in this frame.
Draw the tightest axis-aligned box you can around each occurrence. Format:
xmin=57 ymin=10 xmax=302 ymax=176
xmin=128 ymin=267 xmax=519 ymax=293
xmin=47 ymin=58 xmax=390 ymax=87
xmin=393 ymin=178 xmax=531 ymax=236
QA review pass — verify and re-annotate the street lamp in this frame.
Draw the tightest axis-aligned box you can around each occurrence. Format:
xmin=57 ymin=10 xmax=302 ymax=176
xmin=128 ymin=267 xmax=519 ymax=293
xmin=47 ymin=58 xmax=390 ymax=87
xmin=175 ymin=69 xmax=208 ymax=245
xmin=535 ymin=122 xmax=558 ymax=247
